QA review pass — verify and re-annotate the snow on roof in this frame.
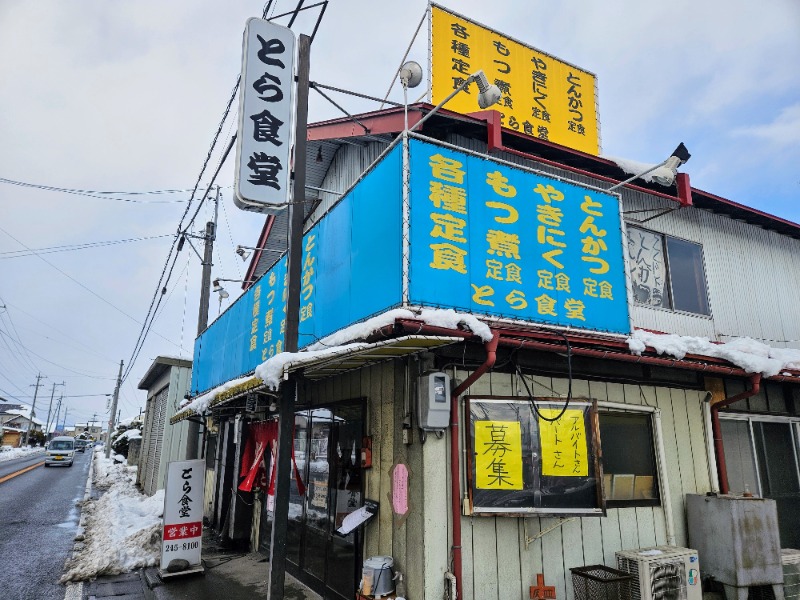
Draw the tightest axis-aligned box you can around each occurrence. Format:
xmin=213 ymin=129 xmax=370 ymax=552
xmin=628 ymin=330 xmax=800 ymax=377
xmin=182 ymin=308 xmax=493 ymax=416
xmin=4 ymin=409 xmax=44 ymax=425
xmin=119 ymin=428 xmax=141 ymax=441
xmin=603 ymin=155 xmax=677 ymax=186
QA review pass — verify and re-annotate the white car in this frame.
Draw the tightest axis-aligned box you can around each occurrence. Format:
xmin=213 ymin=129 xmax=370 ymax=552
xmin=45 ymin=436 xmax=75 ymax=467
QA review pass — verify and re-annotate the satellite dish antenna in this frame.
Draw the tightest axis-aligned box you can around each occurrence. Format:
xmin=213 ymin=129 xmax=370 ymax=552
xmin=398 ymin=61 xmax=423 ymax=89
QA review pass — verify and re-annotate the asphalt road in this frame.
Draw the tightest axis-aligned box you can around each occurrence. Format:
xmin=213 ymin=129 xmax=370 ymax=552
xmin=0 ymin=449 xmax=92 ymax=600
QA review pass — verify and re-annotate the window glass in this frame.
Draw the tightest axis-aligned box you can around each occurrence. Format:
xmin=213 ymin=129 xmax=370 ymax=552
xmin=665 ymin=237 xmax=710 ymax=315
xmin=598 ymin=412 xmax=660 ymax=507
xmin=627 ymin=227 xmax=669 ymax=309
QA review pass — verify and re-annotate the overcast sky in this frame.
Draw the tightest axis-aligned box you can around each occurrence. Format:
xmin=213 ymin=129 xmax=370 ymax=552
xmin=1 ymin=0 xmax=798 ymax=430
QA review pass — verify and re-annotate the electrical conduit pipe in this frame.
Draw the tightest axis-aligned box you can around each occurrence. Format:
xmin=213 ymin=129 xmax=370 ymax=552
xmin=711 ymin=373 xmax=761 ymax=494
xmin=449 ymin=331 xmax=499 ymax=600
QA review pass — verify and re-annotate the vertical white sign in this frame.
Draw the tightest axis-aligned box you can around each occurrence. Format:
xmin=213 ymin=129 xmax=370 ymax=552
xmin=161 ymin=459 xmax=205 ymax=571
xmin=234 ymin=17 xmax=296 ymax=213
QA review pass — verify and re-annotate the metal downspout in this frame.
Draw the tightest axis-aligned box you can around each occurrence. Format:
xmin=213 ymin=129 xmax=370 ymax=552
xmin=449 ymin=331 xmax=499 ymax=600
xmin=711 ymin=373 xmax=761 ymax=494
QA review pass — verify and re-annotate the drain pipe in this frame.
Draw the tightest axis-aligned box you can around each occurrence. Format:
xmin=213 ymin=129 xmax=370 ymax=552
xmin=711 ymin=373 xmax=761 ymax=494
xmin=448 ymin=330 xmax=499 ymax=600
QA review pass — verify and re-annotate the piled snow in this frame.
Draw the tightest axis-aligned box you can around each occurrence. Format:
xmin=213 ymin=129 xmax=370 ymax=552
xmin=3 ymin=407 xmax=45 ymax=425
xmin=306 ymin=308 xmax=416 ymax=351
xmin=185 ymin=307 xmax=495 ymax=413
xmin=117 ymin=416 xmax=142 ymax=428
xmin=62 ymin=451 xmax=164 ymax=582
xmin=119 ymin=428 xmax=142 ymax=441
xmin=604 ymin=155 xmax=676 ymax=186
xmin=628 ymin=330 xmax=800 ymax=377
xmin=257 ymin=307 xmax=494 ymax=390
xmin=255 ymin=343 xmax=370 ymax=390
xmin=0 ymin=446 xmax=44 ymax=463
xmin=180 ymin=374 xmax=255 ymax=415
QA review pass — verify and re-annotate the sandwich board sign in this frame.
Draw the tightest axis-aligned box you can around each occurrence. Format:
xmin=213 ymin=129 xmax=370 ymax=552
xmin=160 ymin=459 xmax=205 ymax=575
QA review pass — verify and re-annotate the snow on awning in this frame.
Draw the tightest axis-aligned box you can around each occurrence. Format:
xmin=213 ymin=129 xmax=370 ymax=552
xmin=171 ymin=335 xmax=462 ymax=423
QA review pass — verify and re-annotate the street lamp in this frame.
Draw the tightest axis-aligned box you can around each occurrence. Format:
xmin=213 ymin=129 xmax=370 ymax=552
xmin=608 ymin=143 xmax=691 ymax=192
xmin=234 ymin=244 xmax=283 ymax=261
xmin=407 ymin=68 xmax=502 ymax=133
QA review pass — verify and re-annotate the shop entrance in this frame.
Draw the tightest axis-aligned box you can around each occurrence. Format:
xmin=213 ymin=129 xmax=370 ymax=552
xmin=262 ymin=401 xmax=364 ymax=600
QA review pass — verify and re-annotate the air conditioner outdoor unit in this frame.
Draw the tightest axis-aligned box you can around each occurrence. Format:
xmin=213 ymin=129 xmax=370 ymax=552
xmin=616 ymin=546 xmax=702 ymax=600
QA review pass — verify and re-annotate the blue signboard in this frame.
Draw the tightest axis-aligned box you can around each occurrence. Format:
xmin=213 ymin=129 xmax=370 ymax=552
xmin=407 ymin=138 xmax=629 ymax=333
xmin=191 ymin=143 xmax=404 ymax=394
xmin=192 ymin=138 xmax=630 ymax=395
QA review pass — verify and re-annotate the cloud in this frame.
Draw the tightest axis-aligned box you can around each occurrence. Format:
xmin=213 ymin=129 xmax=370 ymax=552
xmin=731 ymin=103 xmax=800 ymax=148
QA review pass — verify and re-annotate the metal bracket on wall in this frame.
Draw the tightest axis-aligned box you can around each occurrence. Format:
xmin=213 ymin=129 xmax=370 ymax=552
xmin=523 ymin=517 xmax=577 ymax=549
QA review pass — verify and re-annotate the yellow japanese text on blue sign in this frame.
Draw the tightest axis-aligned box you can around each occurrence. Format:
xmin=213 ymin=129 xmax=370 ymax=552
xmin=430 ymin=4 xmax=599 ymax=155
xmin=408 ymin=138 xmax=629 ymax=334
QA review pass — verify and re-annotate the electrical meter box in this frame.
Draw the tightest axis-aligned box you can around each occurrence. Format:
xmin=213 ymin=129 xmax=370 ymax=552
xmin=417 ymin=372 xmax=451 ymax=430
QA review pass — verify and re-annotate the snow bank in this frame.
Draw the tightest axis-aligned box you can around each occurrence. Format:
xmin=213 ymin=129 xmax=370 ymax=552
xmin=61 ymin=452 xmax=164 ymax=582
xmin=119 ymin=428 xmax=142 ymax=441
xmin=627 ymin=330 xmax=800 ymax=377
xmin=0 ymin=446 xmax=44 ymax=463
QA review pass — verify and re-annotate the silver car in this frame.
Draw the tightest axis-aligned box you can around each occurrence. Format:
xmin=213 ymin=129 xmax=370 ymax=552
xmin=45 ymin=436 xmax=75 ymax=467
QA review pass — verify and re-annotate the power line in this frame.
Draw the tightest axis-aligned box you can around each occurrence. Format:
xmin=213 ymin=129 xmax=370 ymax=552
xmin=0 ymin=233 xmax=173 ymax=259
xmin=0 ymin=303 xmax=41 ymax=374
xmin=2 ymin=300 xmax=119 ymax=365
xmin=118 ymin=1 xmax=275 ymax=386
xmin=0 ymin=225 xmax=182 ymax=349
xmin=0 ymin=177 xmax=194 ymax=204
xmin=0 ymin=329 xmax=110 ymax=378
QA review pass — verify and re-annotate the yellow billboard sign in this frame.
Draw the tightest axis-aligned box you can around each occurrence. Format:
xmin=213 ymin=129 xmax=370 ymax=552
xmin=430 ymin=4 xmax=599 ymax=155
xmin=474 ymin=420 xmax=523 ymax=490
xmin=539 ymin=409 xmax=589 ymax=477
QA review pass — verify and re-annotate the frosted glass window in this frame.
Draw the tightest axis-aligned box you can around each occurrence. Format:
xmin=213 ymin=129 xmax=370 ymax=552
xmin=627 ymin=226 xmax=710 ymax=316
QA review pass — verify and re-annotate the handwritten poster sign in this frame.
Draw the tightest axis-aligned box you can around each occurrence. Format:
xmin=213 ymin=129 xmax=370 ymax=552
xmin=474 ymin=420 xmax=523 ymax=489
xmin=467 ymin=398 xmax=603 ymax=516
xmin=538 ymin=409 xmax=589 ymax=477
xmin=430 ymin=4 xmax=599 ymax=155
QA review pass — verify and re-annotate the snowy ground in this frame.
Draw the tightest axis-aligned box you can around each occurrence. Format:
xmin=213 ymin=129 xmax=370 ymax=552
xmin=61 ymin=448 xmax=164 ymax=582
xmin=0 ymin=446 xmax=44 ymax=463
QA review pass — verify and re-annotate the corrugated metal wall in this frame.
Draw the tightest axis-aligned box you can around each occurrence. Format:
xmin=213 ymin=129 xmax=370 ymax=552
xmin=142 ymin=387 xmax=167 ymax=496
xmin=294 ymin=359 xmax=711 ymax=600
xmin=305 ymin=141 xmax=391 ymax=230
xmin=452 ymin=370 xmax=710 ymax=600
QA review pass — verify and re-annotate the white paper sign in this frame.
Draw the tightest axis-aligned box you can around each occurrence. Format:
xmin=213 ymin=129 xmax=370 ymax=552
xmin=161 ymin=459 xmax=205 ymax=570
xmin=234 ymin=17 xmax=296 ymax=213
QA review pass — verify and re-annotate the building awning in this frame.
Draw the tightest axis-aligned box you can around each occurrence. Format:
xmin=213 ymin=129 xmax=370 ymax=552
xmin=171 ymin=335 xmax=462 ymax=423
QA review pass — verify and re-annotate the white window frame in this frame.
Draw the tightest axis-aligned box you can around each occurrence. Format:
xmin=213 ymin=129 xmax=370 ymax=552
xmin=718 ymin=413 xmax=800 ymax=498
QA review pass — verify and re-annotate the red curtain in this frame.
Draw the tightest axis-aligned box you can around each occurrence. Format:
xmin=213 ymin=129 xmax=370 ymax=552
xmin=238 ymin=420 xmax=306 ymax=497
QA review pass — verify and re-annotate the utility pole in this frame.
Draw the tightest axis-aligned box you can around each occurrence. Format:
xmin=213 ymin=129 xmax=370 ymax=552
xmin=268 ymin=33 xmax=310 ymax=600
xmin=61 ymin=406 xmax=69 ymax=432
xmin=105 ymin=360 xmax=124 ymax=458
xmin=44 ymin=381 xmax=65 ymax=439
xmin=187 ymin=185 xmax=219 ymax=460
xmin=24 ymin=373 xmax=46 ymax=446
xmin=52 ymin=395 xmax=63 ymax=436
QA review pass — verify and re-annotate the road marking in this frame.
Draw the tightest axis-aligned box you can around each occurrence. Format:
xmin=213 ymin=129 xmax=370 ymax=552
xmin=0 ymin=461 xmax=44 ymax=484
